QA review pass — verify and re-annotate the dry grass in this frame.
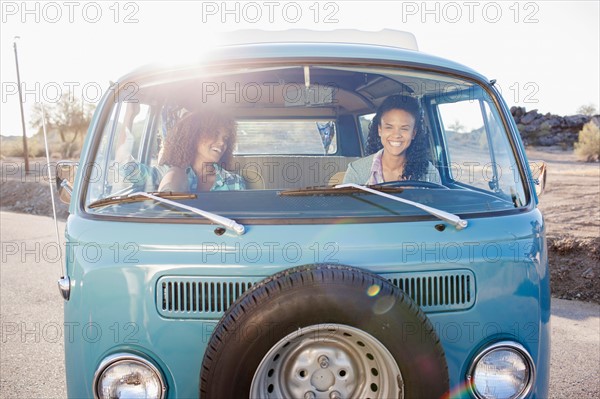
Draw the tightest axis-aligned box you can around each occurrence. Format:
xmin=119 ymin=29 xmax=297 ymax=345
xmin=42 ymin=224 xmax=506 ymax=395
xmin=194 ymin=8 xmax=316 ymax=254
xmin=574 ymin=121 xmax=600 ymax=162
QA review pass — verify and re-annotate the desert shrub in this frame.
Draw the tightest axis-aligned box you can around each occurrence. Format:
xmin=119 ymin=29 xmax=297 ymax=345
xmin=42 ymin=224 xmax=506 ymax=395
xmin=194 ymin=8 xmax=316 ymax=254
xmin=30 ymin=141 xmax=47 ymax=157
xmin=0 ymin=140 xmax=25 ymax=157
xmin=577 ymin=103 xmax=598 ymax=116
xmin=574 ymin=120 xmax=600 ymax=162
xmin=0 ymin=137 xmax=58 ymax=158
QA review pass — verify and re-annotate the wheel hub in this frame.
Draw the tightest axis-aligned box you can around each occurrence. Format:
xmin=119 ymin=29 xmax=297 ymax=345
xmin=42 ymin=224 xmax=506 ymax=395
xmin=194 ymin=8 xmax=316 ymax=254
xmin=310 ymin=369 xmax=334 ymax=391
xmin=250 ymin=324 xmax=404 ymax=399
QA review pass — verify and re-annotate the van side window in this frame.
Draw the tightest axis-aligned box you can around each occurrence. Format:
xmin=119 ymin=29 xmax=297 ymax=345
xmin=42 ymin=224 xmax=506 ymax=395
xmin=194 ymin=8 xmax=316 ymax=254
xmin=87 ymin=102 xmax=153 ymax=202
xmin=437 ymin=99 xmax=526 ymax=205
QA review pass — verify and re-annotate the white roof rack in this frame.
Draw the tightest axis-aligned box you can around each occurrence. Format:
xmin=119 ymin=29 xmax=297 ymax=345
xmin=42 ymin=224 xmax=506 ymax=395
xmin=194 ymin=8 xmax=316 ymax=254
xmin=217 ymin=29 xmax=419 ymax=51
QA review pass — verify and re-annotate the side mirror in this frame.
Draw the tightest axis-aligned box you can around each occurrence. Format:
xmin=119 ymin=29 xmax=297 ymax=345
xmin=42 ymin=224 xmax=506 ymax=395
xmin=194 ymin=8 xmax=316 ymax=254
xmin=528 ymin=160 xmax=547 ymax=197
xmin=56 ymin=161 xmax=78 ymax=204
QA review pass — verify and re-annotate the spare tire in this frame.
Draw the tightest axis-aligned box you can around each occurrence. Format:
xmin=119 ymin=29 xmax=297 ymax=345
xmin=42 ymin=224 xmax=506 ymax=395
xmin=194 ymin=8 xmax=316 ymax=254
xmin=200 ymin=264 xmax=448 ymax=398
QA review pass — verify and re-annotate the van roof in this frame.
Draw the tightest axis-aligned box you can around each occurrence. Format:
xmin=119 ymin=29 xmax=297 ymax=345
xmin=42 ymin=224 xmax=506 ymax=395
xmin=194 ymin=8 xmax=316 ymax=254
xmin=216 ymin=29 xmax=419 ymax=51
xmin=120 ymin=45 xmax=486 ymax=84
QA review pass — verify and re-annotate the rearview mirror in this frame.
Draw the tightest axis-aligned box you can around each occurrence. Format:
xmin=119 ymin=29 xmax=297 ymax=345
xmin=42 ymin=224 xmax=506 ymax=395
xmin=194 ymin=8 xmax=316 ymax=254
xmin=56 ymin=161 xmax=78 ymax=204
xmin=528 ymin=160 xmax=547 ymax=197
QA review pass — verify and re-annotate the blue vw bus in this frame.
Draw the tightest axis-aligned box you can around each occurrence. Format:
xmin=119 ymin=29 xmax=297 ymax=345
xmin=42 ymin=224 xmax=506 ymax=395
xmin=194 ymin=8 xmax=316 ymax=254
xmin=57 ymin=30 xmax=549 ymax=398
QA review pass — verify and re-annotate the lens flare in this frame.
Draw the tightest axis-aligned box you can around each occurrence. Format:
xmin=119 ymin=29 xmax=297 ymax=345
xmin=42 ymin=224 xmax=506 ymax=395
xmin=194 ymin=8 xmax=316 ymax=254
xmin=367 ymin=284 xmax=381 ymax=297
xmin=440 ymin=380 xmax=475 ymax=399
xmin=373 ymin=296 xmax=395 ymax=314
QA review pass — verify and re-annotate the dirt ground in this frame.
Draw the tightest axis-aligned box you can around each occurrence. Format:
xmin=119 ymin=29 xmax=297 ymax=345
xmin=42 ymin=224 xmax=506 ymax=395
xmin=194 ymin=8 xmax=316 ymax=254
xmin=1 ymin=148 xmax=599 ymax=302
xmin=526 ymin=147 xmax=600 ymax=303
xmin=0 ymin=159 xmax=70 ymax=220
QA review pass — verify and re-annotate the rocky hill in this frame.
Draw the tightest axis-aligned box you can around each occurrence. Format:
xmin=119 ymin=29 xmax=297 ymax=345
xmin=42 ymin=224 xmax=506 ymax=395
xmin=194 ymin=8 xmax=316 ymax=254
xmin=511 ymin=106 xmax=598 ymax=147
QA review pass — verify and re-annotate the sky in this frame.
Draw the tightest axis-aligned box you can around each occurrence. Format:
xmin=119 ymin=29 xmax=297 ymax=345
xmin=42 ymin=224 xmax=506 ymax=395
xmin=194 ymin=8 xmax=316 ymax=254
xmin=1 ymin=0 xmax=599 ymax=137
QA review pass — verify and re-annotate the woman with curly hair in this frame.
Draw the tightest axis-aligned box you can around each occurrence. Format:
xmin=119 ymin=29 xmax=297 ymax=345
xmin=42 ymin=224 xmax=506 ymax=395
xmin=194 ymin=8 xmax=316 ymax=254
xmin=343 ymin=94 xmax=440 ymax=185
xmin=158 ymin=110 xmax=245 ymax=191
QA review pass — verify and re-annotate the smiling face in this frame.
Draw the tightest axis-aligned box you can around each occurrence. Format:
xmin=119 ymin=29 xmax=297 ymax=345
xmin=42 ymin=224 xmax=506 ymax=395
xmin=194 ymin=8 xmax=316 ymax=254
xmin=196 ymin=127 xmax=231 ymax=165
xmin=378 ymin=109 xmax=416 ymax=159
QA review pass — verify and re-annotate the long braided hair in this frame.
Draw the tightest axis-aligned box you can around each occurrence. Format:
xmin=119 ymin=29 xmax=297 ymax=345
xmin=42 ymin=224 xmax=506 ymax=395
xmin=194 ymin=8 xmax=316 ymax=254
xmin=365 ymin=95 xmax=430 ymax=180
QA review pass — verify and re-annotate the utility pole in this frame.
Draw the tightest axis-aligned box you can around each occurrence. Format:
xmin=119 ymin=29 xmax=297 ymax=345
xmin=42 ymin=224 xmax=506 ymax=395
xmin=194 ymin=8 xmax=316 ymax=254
xmin=13 ymin=36 xmax=30 ymax=173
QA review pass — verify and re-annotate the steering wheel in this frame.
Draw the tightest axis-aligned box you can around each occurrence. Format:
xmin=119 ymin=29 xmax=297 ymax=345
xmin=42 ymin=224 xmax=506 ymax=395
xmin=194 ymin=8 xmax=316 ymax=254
xmin=376 ymin=180 xmax=449 ymax=189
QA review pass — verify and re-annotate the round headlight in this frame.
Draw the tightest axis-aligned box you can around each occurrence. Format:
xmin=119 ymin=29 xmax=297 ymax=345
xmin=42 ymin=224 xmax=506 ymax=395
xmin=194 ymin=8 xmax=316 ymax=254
xmin=94 ymin=353 xmax=166 ymax=399
xmin=467 ymin=341 xmax=535 ymax=399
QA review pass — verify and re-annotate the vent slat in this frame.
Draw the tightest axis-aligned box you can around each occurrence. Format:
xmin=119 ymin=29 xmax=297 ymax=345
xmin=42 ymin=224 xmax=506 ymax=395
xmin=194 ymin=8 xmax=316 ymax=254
xmin=217 ymin=282 xmax=222 ymax=312
xmin=192 ymin=282 xmax=197 ymax=311
xmin=200 ymin=282 xmax=205 ymax=312
xmin=210 ymin=283 xmax=215 ymax=312
xmin=467 ymin=275 xmax=471 ymax=302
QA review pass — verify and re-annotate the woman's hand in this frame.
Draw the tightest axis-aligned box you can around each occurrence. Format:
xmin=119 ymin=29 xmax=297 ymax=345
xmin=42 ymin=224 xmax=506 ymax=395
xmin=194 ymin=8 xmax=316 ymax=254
xmin=158 ymin=166 xmax=189 ymax=192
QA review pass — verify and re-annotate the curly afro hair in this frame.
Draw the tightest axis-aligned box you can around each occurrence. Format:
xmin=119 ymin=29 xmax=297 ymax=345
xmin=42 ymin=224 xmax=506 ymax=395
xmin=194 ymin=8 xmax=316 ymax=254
xmin=159 ymin=110 xmax=237 ymax=170
xmin=365 ymin=94 xmax=431 ymax=180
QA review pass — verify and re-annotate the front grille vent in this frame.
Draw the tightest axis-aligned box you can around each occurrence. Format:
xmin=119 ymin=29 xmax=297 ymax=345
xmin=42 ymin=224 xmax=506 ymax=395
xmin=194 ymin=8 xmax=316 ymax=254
xmin=157 ymin=270 xmax=475 ymax=319
xmin=385 ymin=270 xmax=475 ymax=312
xmin=158 ymin=277 xmax=261 ymax=317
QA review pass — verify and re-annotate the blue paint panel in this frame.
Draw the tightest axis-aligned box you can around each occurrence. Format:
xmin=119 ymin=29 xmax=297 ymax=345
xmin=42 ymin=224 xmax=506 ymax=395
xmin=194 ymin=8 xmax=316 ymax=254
xmin=64 ymin=210 xmax=549 ymax=398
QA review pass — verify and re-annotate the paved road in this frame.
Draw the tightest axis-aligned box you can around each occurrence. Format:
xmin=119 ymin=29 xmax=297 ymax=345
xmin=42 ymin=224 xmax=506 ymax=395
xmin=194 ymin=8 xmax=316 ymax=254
xmin=1 ymin=211 xmax=599 ymax=398
xmin=1 ymin=211 xmax=66 ymax=398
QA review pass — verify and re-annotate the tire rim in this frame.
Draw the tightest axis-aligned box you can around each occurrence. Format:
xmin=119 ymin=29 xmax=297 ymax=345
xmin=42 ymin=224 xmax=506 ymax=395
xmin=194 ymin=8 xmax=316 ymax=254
xmin=250 ymin=323 xmax=404 ymax=399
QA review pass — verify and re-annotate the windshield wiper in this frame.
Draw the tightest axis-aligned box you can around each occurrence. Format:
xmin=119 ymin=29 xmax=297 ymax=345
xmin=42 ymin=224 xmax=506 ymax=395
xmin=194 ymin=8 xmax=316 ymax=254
xmin=89 ymin=191 xmax=196 ymax=209
xmin=88 ymin=191 xmax=245 ymax=235
xmin=335 ymin=183 xmax=467 ymax=230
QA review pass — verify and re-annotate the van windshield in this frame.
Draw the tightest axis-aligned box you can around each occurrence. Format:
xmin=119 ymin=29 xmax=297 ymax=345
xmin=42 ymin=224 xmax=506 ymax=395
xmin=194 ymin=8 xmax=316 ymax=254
xmin=84 ymin=64 xmax=528 ymax=221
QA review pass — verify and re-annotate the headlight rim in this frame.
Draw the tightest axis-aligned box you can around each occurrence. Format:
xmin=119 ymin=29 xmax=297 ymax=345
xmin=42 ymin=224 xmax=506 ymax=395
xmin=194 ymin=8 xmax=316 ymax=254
xmin=93 ymin=352 xmax=167 ymax=399
xmin=466 ymin=340 xmax=535 ymax=399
